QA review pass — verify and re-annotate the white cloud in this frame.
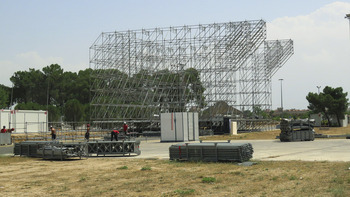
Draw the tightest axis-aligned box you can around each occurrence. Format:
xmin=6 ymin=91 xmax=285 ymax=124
xmin=268 ymin=1 xmax=350 ymax=109
xmin=16 ymin=51 xmax=64 ymax=69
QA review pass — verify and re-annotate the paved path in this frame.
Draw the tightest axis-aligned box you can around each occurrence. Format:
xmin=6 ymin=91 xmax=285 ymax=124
xmin=0 ymin=144 xmax=14 ymax=155
xmin=136 ymin=139 xmax=350 ymax=161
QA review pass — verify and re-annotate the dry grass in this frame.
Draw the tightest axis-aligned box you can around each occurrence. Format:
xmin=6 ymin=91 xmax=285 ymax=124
xmin=0 ymin=157 xmax=349 ymax=196
xmin=200 ymin=130 xmax=281 ymax=141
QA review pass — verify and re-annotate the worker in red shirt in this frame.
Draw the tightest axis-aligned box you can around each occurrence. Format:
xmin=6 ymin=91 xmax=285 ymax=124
xmin=123 ymin=122 xmax=128 ymax=134
xmin=111 ymin=129 xmax=119 ymax=141
xmin=1 ymin=126 xmax=6 ymax=133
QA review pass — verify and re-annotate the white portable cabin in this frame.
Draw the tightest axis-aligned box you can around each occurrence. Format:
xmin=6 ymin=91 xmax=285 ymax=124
xmin=160 ymin=112 xmax=199 ymax=142
xmin=0 ymin=110 xmax=48 ymax=133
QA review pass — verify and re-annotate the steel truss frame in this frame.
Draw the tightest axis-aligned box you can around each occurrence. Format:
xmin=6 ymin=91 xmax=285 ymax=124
xmin=89 ymin=20 xmax=293 ymax=122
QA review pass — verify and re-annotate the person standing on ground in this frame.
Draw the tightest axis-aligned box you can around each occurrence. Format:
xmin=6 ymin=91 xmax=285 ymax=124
xmin=50 ymin=126 xmax=56 ymax=140
xmin=85 ymin=124 xmax=90 ymax=141
xmin=111 ymin=129 xmax=119 ymax=141
xmin=123 ymin=122 xmax=128 ymax=134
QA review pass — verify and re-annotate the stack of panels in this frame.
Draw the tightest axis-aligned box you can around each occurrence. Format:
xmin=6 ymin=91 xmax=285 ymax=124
xmin=169 ymin=142 xmax=253 ymax=162
xmin=280 ymin=130 xmax=315 ymax=142
xmin=14 ymin=141 xmax=86 ymax=160
xmin=14 ymin=141 xmax=56 ymax=157
xmin=86 ymin=140 xmax=141 ymax=156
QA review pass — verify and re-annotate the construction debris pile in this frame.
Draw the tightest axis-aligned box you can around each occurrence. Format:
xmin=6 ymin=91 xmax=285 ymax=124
xmin=279 ymin=119 xmax=315 ymax=142
xmin=169 ymin=141 xmax=253 ymax=162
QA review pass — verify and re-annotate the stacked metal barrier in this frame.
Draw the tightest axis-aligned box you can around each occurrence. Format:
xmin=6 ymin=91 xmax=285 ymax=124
xmin=14 ymin=141 xmax=86 ymax=159
xmin=279 ymin=119 xmax=315 ymax=142
xmin=14 ymin=140 xmax=141 ymax=159
xmin=169 ymin=141 xmax=253 ymax=162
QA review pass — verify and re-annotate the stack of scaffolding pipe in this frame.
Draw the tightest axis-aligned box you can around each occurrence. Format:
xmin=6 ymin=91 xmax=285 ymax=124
xmin=279 ymin=119 xmax=315 ymax=142
xmin=36 ymin=143 xmax=85 ymax=160
xmin=169 ymin=142 xmax=253 ymax=162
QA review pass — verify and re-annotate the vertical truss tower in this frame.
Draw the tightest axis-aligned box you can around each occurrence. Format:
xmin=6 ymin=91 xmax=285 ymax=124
xmin=89 ymin=20 xmax=293 ymax=122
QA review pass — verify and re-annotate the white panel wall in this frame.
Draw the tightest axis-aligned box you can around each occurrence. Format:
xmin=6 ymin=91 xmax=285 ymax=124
xmin=0 ymin=110 xmax=10 ymax=129
xmin=0 ymin=110 xmax=48 ymax=133
xmin=160 ymin=113 xmax=174 ymax=141
xmin=193 ymin=112 xmax=199 ymax=140
xmin=161 ymin=112 xmax=198 ymax=142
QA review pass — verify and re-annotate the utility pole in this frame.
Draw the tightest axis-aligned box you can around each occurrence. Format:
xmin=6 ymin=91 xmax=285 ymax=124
xmin=345 ymin=14 xmax=350 ymax=39
xmin=279 ymin=79 xmax=283 ymax=111
xmin=317 ymin=86 xmax=321 ymax=94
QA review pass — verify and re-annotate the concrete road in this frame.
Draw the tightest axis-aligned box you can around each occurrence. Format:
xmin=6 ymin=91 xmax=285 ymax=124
xmin=136 ymin=139 xmax=350 ymax=161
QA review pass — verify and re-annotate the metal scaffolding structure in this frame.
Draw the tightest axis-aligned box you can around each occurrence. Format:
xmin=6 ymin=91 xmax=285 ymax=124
xmin=238 ymin=39 xmax=294 ymax=113
xmin=89 ymin=20 xmax=293 ymax=123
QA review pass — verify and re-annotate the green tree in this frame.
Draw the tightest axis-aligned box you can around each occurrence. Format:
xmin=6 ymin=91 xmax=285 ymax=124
xmin=0 ymin=85 xmax=10 ymax=108
xmin=10 ymin=68 xmax=46 ymax=104
xmin=42 ymin=64 xmax=64 ymax=106
xmin=15 ymin=102 xmax=45 ymax=110
xmin=64 ymin=99 xmax=83 ymax=124
xmin=76 ymin=69 xmax=92 ymax=104
xmin=306 ymin=86 xmax=348 ymax=126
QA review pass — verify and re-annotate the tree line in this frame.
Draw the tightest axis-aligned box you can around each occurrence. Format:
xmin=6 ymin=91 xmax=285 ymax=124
xmin=0 ymin=64 xmax=91 ymax=122
xmin=0 ymin=64 xmax=348 ymax=127
xmin=306 ymin=86 xmax=348 ymax=126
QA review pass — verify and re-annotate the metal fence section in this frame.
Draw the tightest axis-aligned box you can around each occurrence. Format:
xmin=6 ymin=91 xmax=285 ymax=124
xmin=86 ymin=140 xmax=141 ymax=156
xmin=236 ymin=119 xmax=279 ymax=132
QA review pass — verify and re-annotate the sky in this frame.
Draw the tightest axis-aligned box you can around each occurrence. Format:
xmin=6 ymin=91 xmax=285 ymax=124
xmin=1 ymin=0 xmax=350 ymax=110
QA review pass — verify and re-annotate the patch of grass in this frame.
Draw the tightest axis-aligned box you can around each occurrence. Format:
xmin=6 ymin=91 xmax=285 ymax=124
xmin=271 ymin=176 xmax=279 ymax=181
xmin=57 ymin=185 xmax=69 ymax=192
xmin=141 ymin=166 xmax=152 ymax=171
xmin=174 ymin=188 xmax=195 ymax=195
xmin=202 ymin=177 xmax=216 ymax=183
xmin=257 ymin=176 xmax=264 ymax=181
xmin=231 ymin=171 xmax=244 ymax=176
xmin=118 ymin=166 xmax=128 ymax=170
xmin=79 ymin=176 xmax=86 ymax=182
xmin=329 ymin=186 xmax=345 ymax=197
xmin=289 ymin=176 xmax=297 ymax=180
xmin=331 ymin=177 xmax=344 ymax=184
